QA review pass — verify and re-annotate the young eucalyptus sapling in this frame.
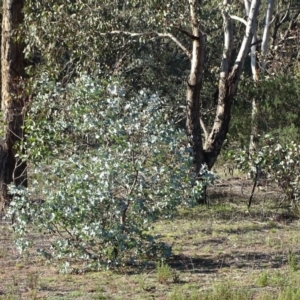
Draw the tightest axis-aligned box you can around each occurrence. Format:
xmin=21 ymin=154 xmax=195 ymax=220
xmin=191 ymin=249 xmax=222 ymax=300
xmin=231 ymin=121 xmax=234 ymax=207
xmin=7 ymin=75 xmax=214 ymax=269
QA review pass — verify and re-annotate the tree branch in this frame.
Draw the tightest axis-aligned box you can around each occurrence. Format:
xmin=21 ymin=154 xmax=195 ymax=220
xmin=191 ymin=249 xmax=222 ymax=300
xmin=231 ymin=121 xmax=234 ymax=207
xmin=157 ymin=32 xmax=192 ymax=59
xmin=173 ymin=26 xmax=199 ymax=40
xmin=100 ymin=30 xmax=192 ymax=60
xmin=221 ymin=1 xmax=234 ymax=79
xmin=200 ymin=117 xmax=208 ymax=141
xmin=251 ymin=39 xmax=262 ymax=47
xmin=230 ymin=15 xmax=248 ymax=27
xmin=278 ymin=0 xmax=292 ymax=26
xmin=120 ymin=150 xmax=139 ymax=232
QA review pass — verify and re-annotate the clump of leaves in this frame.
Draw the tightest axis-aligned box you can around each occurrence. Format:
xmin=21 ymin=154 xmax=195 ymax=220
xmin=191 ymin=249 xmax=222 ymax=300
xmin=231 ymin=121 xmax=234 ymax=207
xmin=8 ymin=75 xmax=214 ymax=269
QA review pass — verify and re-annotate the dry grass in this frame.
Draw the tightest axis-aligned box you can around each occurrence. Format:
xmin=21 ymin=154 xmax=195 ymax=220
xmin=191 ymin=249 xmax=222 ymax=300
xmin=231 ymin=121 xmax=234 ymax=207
xmin=1 ymin=172 xmax=300 ymax=299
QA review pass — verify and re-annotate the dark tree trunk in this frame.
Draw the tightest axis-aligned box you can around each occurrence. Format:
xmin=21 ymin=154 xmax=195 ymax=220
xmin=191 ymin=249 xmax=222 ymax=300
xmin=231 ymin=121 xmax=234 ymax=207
xmin=186 ymin=1 xmax=207 ymax=204
xmin=0 ymin=0 xmax=26 ymax=212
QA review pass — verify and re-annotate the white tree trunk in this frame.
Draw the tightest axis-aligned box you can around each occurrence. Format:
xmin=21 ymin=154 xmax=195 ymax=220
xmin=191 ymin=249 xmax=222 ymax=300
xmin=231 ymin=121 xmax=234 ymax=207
xmin=248 ymin=7 xmax=259 ymax=155
xmin=249 ymin=0 xmax=275 ymax=155
xmin=204 ymin=0 xmax=261 ymax=168
xmin=261 ymin=0 xmax=275 ymax=71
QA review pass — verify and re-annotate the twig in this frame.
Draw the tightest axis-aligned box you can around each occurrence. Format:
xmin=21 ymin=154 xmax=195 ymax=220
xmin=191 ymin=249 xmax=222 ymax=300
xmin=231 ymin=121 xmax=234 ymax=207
xmin=230 ymin=15 xmax=248 ymax=27
xmin=100 ymin=30 xmax=192 ymax=59
xmin=248 ymin=165 xmax=261 ymax=209
xmin=200 ymin=117 xmax=208 ymax=141
xmin=173 ymin=26 xmax=200 ymax=40
xmin=120 ymin=150 xmax=139 ymax=232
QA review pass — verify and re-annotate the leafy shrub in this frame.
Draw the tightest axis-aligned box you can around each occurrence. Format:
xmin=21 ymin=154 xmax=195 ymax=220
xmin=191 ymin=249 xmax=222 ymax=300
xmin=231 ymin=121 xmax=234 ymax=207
xmin=233 ymin=135 xmax=300 ymax=212
xmin=8 ymin=74 xmax=213 ymax=269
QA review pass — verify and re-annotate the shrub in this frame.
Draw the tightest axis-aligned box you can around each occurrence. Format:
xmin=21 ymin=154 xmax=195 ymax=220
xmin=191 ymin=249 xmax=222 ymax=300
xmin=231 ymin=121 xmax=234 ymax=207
xmin=7 ymin=74 xmax=213 ymax=269
xmin=233 ymin=135 xmax=300 ymax=212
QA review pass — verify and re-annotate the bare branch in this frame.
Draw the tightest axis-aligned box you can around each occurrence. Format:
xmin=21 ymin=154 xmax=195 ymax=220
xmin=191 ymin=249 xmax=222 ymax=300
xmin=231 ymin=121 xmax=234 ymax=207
xmin=128 ymin=170 xmax=138 ymax=196
xmin=200 ymin=117 xmax=208 ymax=141
xmin=120 ymin=150 xmax=139 ymax=232
xmin=157 ymin=33 xmax=192 ymax=59
xmin=250 ymin=39 xmax=262 ymax=47
xmin=173 ymin=26 xmax=199 ymax=40
xmin=100 ymin=30 xmax=146 ymax=37
xmin=272 ymin=4 xmax=300 ymax=44
xmin=100 ymin=30 xmax=192 ymax=60
xmin=279 ymin=0 xmax=292 ymax=25
xmin=230 ymin=15 xmax=248 ymax=27
xmin=270 ymin=2 xmax=293 ymax=28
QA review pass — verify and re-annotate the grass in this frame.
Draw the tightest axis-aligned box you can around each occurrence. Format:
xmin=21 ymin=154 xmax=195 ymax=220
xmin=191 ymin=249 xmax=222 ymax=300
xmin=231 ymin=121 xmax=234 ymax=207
xmin=256 ymin=271 xmax=269 ymax=287
xmin=156 ymin=260 xmax=173 ymax=284
xmin=287 ymin=249 xmax=298 ymax=272
xmin=1 ymin=176 xmax=300 ymax=299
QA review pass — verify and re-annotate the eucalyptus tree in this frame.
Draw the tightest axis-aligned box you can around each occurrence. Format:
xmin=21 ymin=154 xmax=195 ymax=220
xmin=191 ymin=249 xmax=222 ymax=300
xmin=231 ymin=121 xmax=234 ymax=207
xmin=0 ymin=0 xmax=27 ymax=212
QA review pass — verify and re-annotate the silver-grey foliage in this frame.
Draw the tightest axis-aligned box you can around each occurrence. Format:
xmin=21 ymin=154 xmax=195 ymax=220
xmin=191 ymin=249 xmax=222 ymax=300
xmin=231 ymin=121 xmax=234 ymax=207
xmin=7 ymin=75 xmax=214 ymax=270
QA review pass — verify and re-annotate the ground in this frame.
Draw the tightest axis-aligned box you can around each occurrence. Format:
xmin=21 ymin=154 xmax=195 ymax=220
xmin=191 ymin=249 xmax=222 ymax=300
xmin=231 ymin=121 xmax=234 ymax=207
xmin=0 ymin=172 xmax=300 ymax=300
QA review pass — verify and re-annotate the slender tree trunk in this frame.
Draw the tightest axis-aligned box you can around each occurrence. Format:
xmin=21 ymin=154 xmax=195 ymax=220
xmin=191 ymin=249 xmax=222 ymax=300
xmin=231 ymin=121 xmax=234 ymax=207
xmin=186 ymin=0 xmax=207 ymax=204
xmin=247 ymin=0 xmax=259 ymax=156
xmin=0 ymin=0 xmax=26 ymax=212
xmin=261 ymin=0 xmax=275 ymax=71
xmin=249 ymin=97 xmax=258 ymax=155
xmin=249 ymin=0 xmax=274 ymax=156
xmin=186 ymin=0 xmax=205 ymax=175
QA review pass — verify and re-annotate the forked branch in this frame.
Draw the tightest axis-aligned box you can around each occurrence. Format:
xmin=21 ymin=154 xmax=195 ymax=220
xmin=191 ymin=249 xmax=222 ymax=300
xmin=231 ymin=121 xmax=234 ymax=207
xmin=100 ymin=30 xmax=192 ymax=60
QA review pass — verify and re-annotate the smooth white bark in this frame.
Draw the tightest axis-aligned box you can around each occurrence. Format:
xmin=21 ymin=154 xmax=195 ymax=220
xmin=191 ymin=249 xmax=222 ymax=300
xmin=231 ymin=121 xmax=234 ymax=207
xmin=261 ymin=0 xmax=275 ymax=71
xmin=249 ymin=0 xmax=275 ymax=154
xmin=221 ymin=0 xmax=233 ymax=80
xmin=235 ymin=0 xmax=261 ymax=67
